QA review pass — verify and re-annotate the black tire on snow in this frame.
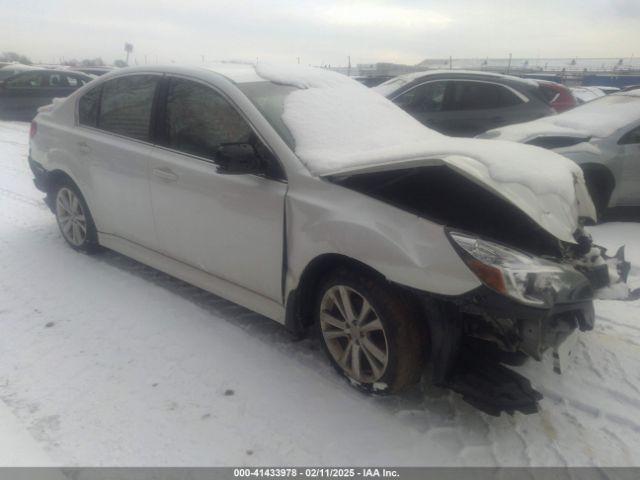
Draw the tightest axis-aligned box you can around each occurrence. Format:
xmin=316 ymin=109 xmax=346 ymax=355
xmin=315 ymin=267 xmax=426 ymax=394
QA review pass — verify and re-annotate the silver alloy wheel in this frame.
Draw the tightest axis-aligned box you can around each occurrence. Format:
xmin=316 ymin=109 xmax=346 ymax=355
xmin=320 ymin=285 xmax=389 ymax=383
xmin=56 ymin=187 xmax=87 ymax=247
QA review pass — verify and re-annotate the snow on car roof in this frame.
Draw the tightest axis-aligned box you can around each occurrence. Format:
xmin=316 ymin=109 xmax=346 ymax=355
xmin=485 ymin=91 xmax=640 ymax=142
xmin=201 ymin=63 xmax=264 ymax=83
xmin=372 ymin=69 xmax=538 ymax=96
xmin=254 ymin=64 xmax=588 ymax=223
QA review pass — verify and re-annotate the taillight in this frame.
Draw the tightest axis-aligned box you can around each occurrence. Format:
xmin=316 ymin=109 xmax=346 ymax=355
xmin=29 ymin=121 xmax=37 ymax=139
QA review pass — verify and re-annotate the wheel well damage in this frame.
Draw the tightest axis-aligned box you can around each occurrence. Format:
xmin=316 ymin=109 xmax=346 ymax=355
xmin=285 ymin=253 xmax=387 ymax=336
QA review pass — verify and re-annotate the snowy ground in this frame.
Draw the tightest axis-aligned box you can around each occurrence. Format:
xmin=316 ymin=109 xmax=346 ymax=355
xmin=1 ymin=120 xmax=640 ymax=466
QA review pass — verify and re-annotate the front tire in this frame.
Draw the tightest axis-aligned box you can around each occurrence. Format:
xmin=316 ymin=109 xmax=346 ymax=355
xmin=316 ymin=268 xmax=426 ymax=394
xmin=53 ymin=180 xmax=100 ymax=253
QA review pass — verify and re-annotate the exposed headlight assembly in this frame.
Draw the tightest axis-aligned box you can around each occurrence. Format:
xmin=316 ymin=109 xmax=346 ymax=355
xmin=449 ymin=231 xmax=589 ymax=307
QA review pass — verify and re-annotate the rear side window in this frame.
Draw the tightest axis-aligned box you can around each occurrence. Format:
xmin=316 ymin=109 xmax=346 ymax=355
xmin=394 ymin=81 xmax=448 ymax=113
xmin=78 ymin=86 xmax=101 ymax=127
xmin=163 ymin=77 xmax=252 ymax=160
xmin=450 ymin=81 xmax=523 ymax=110
xmin=98 ymin=75 xmax=160 ymax=141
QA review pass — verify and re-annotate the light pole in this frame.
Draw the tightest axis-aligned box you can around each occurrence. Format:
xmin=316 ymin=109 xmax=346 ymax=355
xmin=124 ymin=43 xmax=134 ymax=66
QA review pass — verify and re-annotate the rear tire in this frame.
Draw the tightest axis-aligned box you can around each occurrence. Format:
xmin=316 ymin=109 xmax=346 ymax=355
xmin=315 ymin=267 xmax=426 ymax=394
xmin=53 ymin=179 xmax=101 ymax=253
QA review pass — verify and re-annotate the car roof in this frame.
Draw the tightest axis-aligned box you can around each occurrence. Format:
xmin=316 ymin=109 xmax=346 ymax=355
xmin=100 ymin=63 xmax=265 ymax=85
xmin=7 ymin=68 xmax=91 ymax=77
xmin=0 ymin=63 xmax=39 ymax=71
xmin=373 ymin=69 xmax=539 ymax=96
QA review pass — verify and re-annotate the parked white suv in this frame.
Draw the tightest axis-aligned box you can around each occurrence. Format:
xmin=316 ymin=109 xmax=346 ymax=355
xmin=29 ymin=64 xmax=607 ymax=414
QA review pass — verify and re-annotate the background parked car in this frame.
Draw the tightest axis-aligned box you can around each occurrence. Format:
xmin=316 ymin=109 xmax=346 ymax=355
xmin=593 ymin=86 xmax=621 ymax=95
xmin=373 ymin=70 xmax=555 ymax=137
xmin=70 ymin=66 xmax=115 ymax=76
xmin=571 ymin=86 xmax=606 ymax=104
xmin=536 ymin=79 xmax=577 ymax=113
xmin=0 ymin=69 xmax=93 ymax=120
xmin=479 ymin=90 xmax=640 ymax=216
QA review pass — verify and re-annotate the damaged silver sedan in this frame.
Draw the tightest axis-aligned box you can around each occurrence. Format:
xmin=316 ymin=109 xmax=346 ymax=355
xmin=28 ymin=64 xmax=619 ymax=414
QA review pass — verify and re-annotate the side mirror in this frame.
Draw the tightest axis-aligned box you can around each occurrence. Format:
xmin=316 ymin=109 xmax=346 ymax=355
xmin=215 ymin=143 xmax=264 ymax=175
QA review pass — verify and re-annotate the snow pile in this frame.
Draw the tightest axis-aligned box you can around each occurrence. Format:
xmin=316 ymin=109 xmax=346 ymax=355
xmin=254 ymin=64 xmax=595 ymax=240
xmin=484 ymin=92 xmax=640 ymax=142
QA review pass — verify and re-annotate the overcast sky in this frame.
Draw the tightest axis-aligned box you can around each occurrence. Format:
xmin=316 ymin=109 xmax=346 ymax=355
xmin=2 ymin=0 xmax=640 ymax=66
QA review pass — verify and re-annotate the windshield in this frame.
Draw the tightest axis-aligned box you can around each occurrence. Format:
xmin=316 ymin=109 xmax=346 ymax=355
xmin=237 ymin=81 xmax=297 ymax=149
xmin=372 ymin=77 xmax=410 ymax=96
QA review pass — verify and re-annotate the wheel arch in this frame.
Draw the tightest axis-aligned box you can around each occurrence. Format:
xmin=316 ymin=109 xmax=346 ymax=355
xmin=285 ymin=253 xmax=389 ymax=337
xmin=37 ymin=168 xmax=77 ymax=210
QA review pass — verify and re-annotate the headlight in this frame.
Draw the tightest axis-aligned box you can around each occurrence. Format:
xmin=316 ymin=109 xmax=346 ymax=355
xmin=448 ymin=231 xmax=584 ymax=307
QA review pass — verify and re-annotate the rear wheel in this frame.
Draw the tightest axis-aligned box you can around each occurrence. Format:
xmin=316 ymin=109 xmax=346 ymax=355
xmin=53 ymin=180 xmax=100 ymax=253
xmin=316 ymin=268 xmax=425 ymax=393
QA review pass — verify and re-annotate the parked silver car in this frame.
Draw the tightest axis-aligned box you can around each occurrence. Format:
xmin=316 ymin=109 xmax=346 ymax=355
xmin=479 ymin=91 xmax=640 ymax=215
xmin=29 ymin=64 xmax=609 ymax=413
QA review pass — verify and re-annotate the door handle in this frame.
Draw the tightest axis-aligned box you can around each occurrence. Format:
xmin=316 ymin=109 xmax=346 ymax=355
xmin=490 ymin=116 xmax=505 ymax=123
xmin=152 ymin=167 xmax=179 ymax=182
xmin=77 ymin=141 xmax=91 ymax=154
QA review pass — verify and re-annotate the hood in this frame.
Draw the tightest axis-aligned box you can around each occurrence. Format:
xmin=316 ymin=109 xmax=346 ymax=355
xmin=481 ymin=91 xmax=640 ymax=143
xmin=323 ymin=138 xmax=596 ymax=244
xmin=253 ymin=63 xmax=596 ymax=244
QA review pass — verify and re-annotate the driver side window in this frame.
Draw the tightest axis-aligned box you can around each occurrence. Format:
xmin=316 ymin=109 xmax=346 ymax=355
xmin=164 ymin=78 xmax=252 ymax=161
xmin=619 ymin=125 xmax=640 ymax=145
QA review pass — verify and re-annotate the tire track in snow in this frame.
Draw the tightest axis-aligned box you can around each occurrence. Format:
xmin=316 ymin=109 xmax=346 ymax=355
xmin=0 ymin=186 xmax=47 ymax=209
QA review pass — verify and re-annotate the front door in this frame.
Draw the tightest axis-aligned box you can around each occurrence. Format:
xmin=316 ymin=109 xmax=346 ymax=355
xmin=149 ymin=76 xmax=286 ymax=302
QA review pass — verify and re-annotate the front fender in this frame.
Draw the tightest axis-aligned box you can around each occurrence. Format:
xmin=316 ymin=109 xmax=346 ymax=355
xmin=285 ymin=178 xmax=481 ymax=298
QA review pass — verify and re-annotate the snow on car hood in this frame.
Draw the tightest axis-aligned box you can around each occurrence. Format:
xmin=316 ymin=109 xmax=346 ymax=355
xmin=481 ymin=91 xmax=640 ymax=142
xmin=255 ymin=64 xmax=596 ymax=243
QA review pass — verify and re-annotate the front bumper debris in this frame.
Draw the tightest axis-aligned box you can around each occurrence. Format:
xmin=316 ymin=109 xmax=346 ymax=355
xmin=419 ymin=285 xmax=595 ymax=416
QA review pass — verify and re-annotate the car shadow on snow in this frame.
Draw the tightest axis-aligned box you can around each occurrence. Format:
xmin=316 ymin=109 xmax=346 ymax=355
xmin=94 ymin=248 xmax=488 ymax=425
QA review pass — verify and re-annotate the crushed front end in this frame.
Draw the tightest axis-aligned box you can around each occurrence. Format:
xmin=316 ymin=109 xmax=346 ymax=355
xmin=419 ymin=230 xmax=597 ymax=415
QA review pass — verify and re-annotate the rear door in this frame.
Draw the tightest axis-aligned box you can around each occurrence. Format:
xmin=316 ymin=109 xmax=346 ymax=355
xmin=76 ymin=73 xmax=162 ymax=248
xmin=149 ymin=76 xmax=287 ymax=302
